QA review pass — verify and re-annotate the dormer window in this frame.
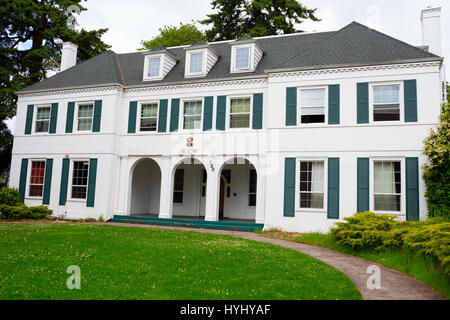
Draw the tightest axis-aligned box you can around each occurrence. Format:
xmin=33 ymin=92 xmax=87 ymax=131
xmin=230 ymin=36 xmax=263 ymax=74
xmin=189 ymin=52 xmax=204 ymax=74
xmin=184 ymin=41 xmax=218 ymax=78
xmin=235 ymin=47 xmax=250 ymax=70
xmin=148 ymin=56 xmax=161 ymax=78
xmin=142 ymin=46 xmax=177 ymax=81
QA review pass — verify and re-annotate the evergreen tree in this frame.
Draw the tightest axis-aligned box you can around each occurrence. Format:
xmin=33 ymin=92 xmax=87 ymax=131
xmin=201 ymin=0 xmax=319 ymax=41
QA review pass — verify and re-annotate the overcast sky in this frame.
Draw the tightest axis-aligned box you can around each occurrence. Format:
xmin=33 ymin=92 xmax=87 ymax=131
xmin=6 ymin=0 xmax=448 ymax=133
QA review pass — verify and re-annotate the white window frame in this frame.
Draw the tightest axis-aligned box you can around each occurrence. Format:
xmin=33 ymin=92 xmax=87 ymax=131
xmin=369 ymin=157 xmax=406 ymax=216
xmin=185 ymin=49 xmax=207 ymax=77
xmin=26 ymin=159 xmax=46 ymax=199
xmin=33 ymin=105 xmax=52 ymax=134
xmin=68 ymin=159 xmax=90 ymax=202
xmin=369 ymin=81 xmax=404 ymax=124
xmin=143 ymin=54 xmax=164 ymax=81
xmin=295 ymin=157 xmax=328 ymax=213
xmin=298 ymin=86 xmax=328 ymax=126
xmin=179 ymin=98 xmax=203 ymax=132
xmin=75 ymin=101 xmax=95 ymax=133
xmin=226 ymin=95 xmax=253 ymax=130
xmin=138 ymin=101 xmax=159 ymax=133
xmin=230 ymin=44 xmax=253 ymax=73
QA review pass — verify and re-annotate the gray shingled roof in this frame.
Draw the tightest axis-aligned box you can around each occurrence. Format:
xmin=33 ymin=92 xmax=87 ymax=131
xmin=20 ymin=22 xmax=441 ymax=93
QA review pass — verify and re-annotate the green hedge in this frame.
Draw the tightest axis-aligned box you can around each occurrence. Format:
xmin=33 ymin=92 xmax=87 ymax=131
xmin=0 ymin=204 xmax=52 ymax=220
xmin=331 ymin=212 xmax=450 ymax=275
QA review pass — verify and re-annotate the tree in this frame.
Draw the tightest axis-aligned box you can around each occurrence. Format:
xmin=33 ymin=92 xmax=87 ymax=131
xmin=0 ymin=0 xmax=110 ymax=176
xmin=140 ymin=23 xmax=205 ymax=50
xmin=200 ymin=0 xmax=319 ymax=41
xmin=423 ymin=103 xmax=450 ymax=218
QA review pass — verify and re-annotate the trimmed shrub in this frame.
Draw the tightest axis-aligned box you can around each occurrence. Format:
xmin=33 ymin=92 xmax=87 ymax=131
xmin=0 ymin=204 xmax=32 ymax=220
xmin=29 ymin=206 xmax=53 ymax=219
xmin=0 ymin=188 xmax=22 ymax=206
xmin=0 ymin=204 xmax=52 ymax=220
xmin=331 ymin=212 xmax=450 ymax=275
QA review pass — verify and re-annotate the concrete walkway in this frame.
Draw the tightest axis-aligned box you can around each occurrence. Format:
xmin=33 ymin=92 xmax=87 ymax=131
xmin=99 ymin=222 xmax=442 ymax=300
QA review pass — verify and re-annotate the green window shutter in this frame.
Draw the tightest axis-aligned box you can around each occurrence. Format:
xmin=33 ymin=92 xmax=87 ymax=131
xmin=19 ymin=158 xmax=28 ymax=201
xmin=25 ymin=105 xmax=34 ymax=135
xmin=49 ymin=103 xmax=58 ymax=134
xmin=404 ymin=80 xmax=418 ymax=123
xmin=86 ymin=158 xmax=98 ymax=207
xmin=159 ymin=99 xmax=169 ymax=133
xmin=216 ymin=95 xmax=226 ymax=131
xmin=406 ymin=157 xmax=419 ymax=221
xmin=357 ymin=83 xmax=369 ymax=124
xmin=357 ymin=158 xmax=370 ymax=212
xmin=252 ymin=93 xmax=263 ymax=130
xmin=328 ymin=85 xmax=340 ymax=125
xmin=168 ymin=98 xmax=179 ymax=132
xmin=65 ymin=102 xmax=75 ymax=133
xmin=127 ymin=101 xmax=137 ymax=134
xmin=286 ymin=87 xmax=297 ymax=126
xmin=203 ymin=96 xmax=213 ymax=131
xmin=92 ymin=100 xmax=102 ymax=132
xmin=59 ymin=158 xmax=70 ymax=205
xmin=284 ymin=158 xmax=296 ymax=217
xmin=43 ymin=159 xmax=53 ymax=205
xmin=327 ymin=158 xmax=340 ymax=219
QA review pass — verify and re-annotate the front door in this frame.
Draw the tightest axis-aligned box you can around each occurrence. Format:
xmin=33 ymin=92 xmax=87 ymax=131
xmin=219 ymin=177 xmax=225 ymax=219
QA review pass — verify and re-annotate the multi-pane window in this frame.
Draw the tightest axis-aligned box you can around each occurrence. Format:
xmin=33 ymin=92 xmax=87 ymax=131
xmin=77 ymin=104 xmax=94 ymax=131
xmin=183 ymin=101 xmax=202 ymax=130
xmin=373 ymin=85 xmax=400 ymax=121
xmin=148 ymin=57 xmax=161 ymax=78
xmin=248 ymin=169 xmax=257 ymax=207
xmin=235 ymin=47 xmax=250 ymax=69
xmin=29 ymin=161 xmax=46 ymax=197
xmin=35 ymin=106 xmax=51 ymax=133
xmin=173 ymin=169 xmax=184 ymax=203
xmin=230 ymin=98 xmax=251 ymax=128
xmin=140 ymin=103 xmax=158 ymax=132
xmin=71 ymin=161 xmax=89 ymax=199
xmin=189 ymin=53 xmax=204 ymax=74
xmin=374 ymin=161 xmax=401 ymax=211
xmin=299 ymin=161 xmax=325 ymax=209
xmin=300 ymin=88 xmax=326 ymax=124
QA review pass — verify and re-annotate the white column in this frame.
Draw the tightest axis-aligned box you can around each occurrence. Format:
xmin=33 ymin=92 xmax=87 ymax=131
xmin=255 ymin=164 xmax=266 ymax=224
xmin=158 ymin=157 xmax=173 ymax=219
xmin=204 ymin=159 xmax=220 ymax=221
xmin=116 ymin=156 xmax=129 ymax=216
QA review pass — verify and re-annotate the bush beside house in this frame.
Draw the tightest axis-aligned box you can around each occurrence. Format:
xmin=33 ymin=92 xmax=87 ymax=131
xmin=331 ymin=212 xmax=450 ymax=276
xmin=423 ymin=103 xmax=450 ymax=218
xmin=0 ymin=187 xmax=52 ymax=220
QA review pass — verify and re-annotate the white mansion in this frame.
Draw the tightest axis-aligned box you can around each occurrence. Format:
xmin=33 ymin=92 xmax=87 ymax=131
xmin=10 ymin=8 xmax=446 ymax=232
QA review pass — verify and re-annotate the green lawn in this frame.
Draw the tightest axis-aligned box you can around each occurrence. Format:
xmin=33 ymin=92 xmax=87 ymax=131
xmin=0 ymin=223 xmax=361 ymax=300
xmin=261 ymin=231 xmax=449 ymax=299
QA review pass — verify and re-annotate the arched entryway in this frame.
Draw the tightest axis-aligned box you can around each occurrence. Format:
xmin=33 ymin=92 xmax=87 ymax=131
xmin=129 ymin=158 xmax=161 ymax=216
xmin=171 ymin=157 xmax=207 ymax=219
xmin=218 ymin=157 xmax=257 ymax=222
